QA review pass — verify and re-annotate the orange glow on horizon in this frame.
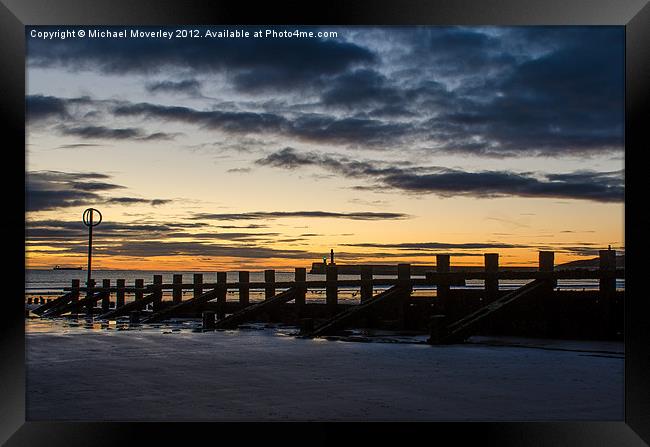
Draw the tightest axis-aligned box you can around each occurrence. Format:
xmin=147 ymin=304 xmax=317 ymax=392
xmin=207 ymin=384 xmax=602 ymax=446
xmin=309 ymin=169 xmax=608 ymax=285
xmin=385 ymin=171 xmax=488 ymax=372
xmin=25 ymin=248 xmax=622 ymax=271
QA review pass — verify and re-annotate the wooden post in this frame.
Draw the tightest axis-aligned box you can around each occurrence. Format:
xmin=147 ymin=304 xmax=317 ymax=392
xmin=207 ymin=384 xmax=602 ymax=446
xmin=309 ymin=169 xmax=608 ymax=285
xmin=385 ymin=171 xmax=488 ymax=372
xmin=599 ymin=249 xmax=616 ymax=337
xmin=101 ymin=279 xmax=111 ymax=312
xmin=134 ymin=279 xmax=144 ymax=302
xmin=27 ymin=297 xmax=32 ymax=305
xmin=397 ymin=264 xmax=411 ymax=329
xmin=193 ymin=273 xmax=203 ymax=299
xmin=264 ymin=270 xmax=276 ymax=300
xmin=295 ymin=267 xmax=306 ymax=309
xmin=71 ymin=279 xmax=80 ymax=302
xmin=484 ymin=253 xmax=499 ymax=304
xmin=539 ymin=251 xmax=555 ymax=272
xmin=152 ymin=275 xmax=163 ymax=312
xmin=216 ymin=272 xmax=227 ymax=319
xmin=538 ymin=251 xmax=555 ymax=336
xmin=428 ymin=314 xmax=447 ymax=344
xmin=116 ymin=279 xmax=125 ymax=307
xmin=300 ymin=318 xmax=314 ymax=335
xmin=397 ymin=263 xmax=411 ymax=287
xmin=599 ymin=249 xmax=616 ymax=294
xmin=202 ymin=311 xmax=216 ymax=330
xmin=238 ymin=271 xmax=250 ymax=307
xmin=85 ymin=279 xmax=96 ymax=313
xmin=436 ymin=254 xmax=451 ymax=315
xmin=326 ymin=264 xmax=338 ymax=312
xmin=539 ymin=251 xmax=556 ymax=283
xmin=360 ymin=266 xmax=373 ymax=303
xmin=172 ymin=274 xmax=183 ymax=304
xmin=217 ymin=272 xmax=227 ymax=285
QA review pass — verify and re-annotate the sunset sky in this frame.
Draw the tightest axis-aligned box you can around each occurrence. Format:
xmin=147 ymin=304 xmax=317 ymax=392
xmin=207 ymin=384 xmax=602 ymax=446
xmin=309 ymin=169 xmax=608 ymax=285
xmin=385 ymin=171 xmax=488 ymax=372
xmin=25 ymin=26 xmax=624 ymax=271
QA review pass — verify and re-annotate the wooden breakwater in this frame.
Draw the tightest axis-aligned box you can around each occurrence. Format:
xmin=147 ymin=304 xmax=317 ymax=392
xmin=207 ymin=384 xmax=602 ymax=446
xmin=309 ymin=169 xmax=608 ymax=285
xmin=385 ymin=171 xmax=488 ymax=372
xmin=27 ymin=250 xmax=624 ymax=343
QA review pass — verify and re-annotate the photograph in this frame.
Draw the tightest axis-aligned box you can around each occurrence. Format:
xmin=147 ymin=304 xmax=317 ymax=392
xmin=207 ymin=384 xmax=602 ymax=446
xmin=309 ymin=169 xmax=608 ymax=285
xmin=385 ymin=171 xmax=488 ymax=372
xmin=23 ymin=24 xmax=626 ymax=421
xmin=1 ymin=0 xmax=648 ymax=445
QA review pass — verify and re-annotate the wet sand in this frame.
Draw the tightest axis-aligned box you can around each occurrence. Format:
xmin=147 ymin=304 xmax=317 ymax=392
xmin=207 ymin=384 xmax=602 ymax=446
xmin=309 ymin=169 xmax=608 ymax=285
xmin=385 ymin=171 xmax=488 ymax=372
xmin=26 ymin=319 xmax=624 ymax=421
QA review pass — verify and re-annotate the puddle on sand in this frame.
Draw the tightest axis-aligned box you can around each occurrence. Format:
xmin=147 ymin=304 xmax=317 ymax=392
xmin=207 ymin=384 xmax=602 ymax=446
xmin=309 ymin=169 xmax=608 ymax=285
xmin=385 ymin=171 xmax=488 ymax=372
xmin=26 ymin=314 xmax=204 ymax=335
xmin=26 ymin=314 xmax=430 ymax=344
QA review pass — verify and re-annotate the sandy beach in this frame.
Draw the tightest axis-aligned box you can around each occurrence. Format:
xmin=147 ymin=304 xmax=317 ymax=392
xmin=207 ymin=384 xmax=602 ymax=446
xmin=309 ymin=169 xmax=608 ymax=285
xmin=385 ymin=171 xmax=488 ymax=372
xmin=26 ymin=318 xmax=624 ymax=421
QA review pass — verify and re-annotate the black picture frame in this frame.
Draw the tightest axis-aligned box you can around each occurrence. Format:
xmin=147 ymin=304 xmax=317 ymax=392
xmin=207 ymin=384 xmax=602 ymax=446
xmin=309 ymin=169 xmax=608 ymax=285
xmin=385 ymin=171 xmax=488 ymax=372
xmin=2 ymin=0 xmax=648 ymax=445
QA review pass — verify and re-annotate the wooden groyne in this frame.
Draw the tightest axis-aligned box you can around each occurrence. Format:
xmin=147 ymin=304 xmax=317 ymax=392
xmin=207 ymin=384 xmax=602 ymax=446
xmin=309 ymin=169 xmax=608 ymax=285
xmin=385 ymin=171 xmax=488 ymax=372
xmin=28 ymin=250 xmax=624 ymax=342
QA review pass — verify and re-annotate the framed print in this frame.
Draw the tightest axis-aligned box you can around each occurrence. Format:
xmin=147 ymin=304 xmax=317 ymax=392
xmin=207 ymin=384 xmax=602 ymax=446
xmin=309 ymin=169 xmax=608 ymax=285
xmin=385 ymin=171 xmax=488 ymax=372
xmin=1 ymin=0 xmax=648 ymax=445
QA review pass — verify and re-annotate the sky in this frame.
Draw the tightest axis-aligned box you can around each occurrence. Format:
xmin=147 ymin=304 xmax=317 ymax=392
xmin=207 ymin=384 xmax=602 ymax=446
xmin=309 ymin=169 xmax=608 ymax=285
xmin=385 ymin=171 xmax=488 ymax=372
xmin=25 ymin=26 xmax=625 ymax=271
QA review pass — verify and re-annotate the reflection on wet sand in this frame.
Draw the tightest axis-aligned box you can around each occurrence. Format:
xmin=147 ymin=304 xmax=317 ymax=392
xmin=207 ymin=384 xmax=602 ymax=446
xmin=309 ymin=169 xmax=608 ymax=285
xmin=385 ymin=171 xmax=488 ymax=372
xmin=26 ymin=314 xmax=207 ymax=335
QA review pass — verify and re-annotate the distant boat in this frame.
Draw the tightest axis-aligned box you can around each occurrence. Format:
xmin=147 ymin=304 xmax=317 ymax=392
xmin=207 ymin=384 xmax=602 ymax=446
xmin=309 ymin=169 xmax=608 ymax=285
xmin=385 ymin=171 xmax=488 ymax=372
xmin=53 ymin=265 xmax=83 ymax=270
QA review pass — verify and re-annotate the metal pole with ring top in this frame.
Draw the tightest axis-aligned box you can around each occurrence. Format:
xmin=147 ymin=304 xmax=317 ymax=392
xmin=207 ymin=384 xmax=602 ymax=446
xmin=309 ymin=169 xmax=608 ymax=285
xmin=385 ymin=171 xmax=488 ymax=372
xmin=82 ymin=208 xmax=102 ymax=304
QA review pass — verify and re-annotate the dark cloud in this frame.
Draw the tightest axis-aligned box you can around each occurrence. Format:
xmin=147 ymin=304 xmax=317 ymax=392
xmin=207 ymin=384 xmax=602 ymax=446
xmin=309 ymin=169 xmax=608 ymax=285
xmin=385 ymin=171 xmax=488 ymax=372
xmin=28 ymin=27 xmax=377 ymax=91
xmin=27 ymin=26 xmax=624 ymax=161
xmin=341 ymin=241 xmax=616 ymax=257
xmin=343 ymin=242 xmax=524 ymax=250
xmin=26 ymin=95 xmax=180 ymax=143
xmin=257 ymin=147 xmax=318 ymax=169
xmin=314 ymin=27 xmax=622 ymax=156
xmin=113 ymin=102 xmax=288 ymax=134
xmin=70 ymin=181 xmax=125 ymax=191
xmin=320 ymin=68 xmax=453 ymax=119
xmin=426 ymin=28 xmax=624 ymax=156
xmin=290 ymin=114 xmax=411 ymax=146
xmin=140 ymin=132 xmax=178 ymax=141
xmin=145 ymin=79 xmax=202 ymax=95
xmin=59 ymin=125 xmax=177 ymax=141
xmin=545 ymin=170 xmax=624 ymax=183
xmin=418 ymin=27 xmax=518 ymax=78
xmin=339 ymin=27 xmax=622 ymax=156
xmin=185 ymin=232 xmax=280 ymax=241
xmin=28 ymin=237 xmax=318 ymax=260
xmin=105 ymin=197 xmax=172 ymax=206
xmin=378 ymin=169 xmax=623 ymax=202
xmin=33 ymin=219 xmax=205 ymax=230
xmin=193 ymin=210 xmax=409 ymax=221
xmin=320 ymin=69 xmax=403 ymax=108
xmin=256 ymin=148 xmax=623 ymax=202
xmin=57 ymin=143 xmax=104 ymax=149
xmin=98 ymin=240 xmax=317 ymax=259
xmin=26 ymin=220 xmax=224 ymax=251
xmin=26 ymin=94 xmax=95 ymax=124
xmin=26 ymin=219 xmax=294 ymax=262
xmin=26 ymin=171 xmax=172 ymax=211
xmin=60 ymin=125 xmax=141 ymax=139
xmin=112 ymin=101 xmax=409 ymax=146
xmin=27 ymin=171 xmax=112 ymax=211
xmin=214 ymin=224 xmax=268 ymax=229
xmin=333 ymin=251 xmax=485 ymax=260
xmin=25 ymin=95 xmax=68 ymax=122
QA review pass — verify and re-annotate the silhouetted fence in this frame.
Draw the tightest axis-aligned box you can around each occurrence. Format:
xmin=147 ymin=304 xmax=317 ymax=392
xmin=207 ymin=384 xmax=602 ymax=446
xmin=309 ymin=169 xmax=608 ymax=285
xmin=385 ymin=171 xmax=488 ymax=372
xmin=26 ymin=250 xmax=624 ymax=341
